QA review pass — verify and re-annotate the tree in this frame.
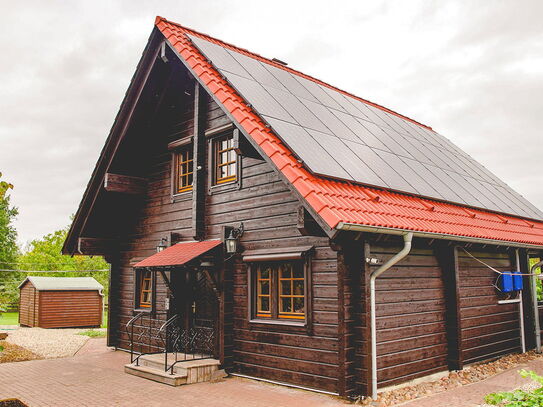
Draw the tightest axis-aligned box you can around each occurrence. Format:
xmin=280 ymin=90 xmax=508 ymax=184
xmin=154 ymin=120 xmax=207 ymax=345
xmin=0 ymin=172 xmax=14 ymax=200
xmin=0 ymin=172 xmax=19 ymax=310
xmin=18 ymin=225 xmax=110 ymax=298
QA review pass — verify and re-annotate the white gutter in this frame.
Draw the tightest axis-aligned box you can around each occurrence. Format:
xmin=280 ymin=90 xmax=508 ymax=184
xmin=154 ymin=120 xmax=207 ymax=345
xmin=531 ymin=259 xmax=543 ymax=353
xmin=336 ymin=222 xmax=543 ymax=250
xmin=369 ymin=232 xmax=413 ymax=399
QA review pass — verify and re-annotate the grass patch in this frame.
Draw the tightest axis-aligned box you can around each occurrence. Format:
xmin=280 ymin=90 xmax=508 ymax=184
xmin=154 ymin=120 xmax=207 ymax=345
xmin=0 ymin=312 xmax=18 ymax=325
xmin=0 ymin=310 xmax=108 ymax=328
xmin=101 ymin=310 xmax=108 ymax=328
xmin=78 ymin=329 xmax=106 ymax=338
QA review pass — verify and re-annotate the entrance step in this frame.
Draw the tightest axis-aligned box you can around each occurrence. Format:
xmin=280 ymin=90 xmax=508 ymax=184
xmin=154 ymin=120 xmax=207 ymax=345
xmin=124 ymin=353 xmax=223 ymax=386
xmin=124 ymin=364 xmax=187 ymax=386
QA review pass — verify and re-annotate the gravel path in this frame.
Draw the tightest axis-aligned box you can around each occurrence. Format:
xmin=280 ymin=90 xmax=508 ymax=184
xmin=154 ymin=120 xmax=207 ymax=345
xmin=1 ymin=327 xmax=106 ymax=358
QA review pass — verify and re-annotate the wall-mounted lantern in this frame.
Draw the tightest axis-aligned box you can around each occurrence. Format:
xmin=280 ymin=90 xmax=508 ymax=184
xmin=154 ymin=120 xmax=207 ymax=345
xmin=225 ymin=223 xmax=244 ymax=254
xmin=156 ymin=237 xmax=168 ymax=253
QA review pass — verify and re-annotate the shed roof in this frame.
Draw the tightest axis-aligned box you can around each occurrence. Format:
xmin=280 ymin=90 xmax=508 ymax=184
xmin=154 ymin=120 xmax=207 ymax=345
xmin=155 ymin=16 xmax=543 ymax=246
xmin=19 ymin=277 xmax=104 ymax=291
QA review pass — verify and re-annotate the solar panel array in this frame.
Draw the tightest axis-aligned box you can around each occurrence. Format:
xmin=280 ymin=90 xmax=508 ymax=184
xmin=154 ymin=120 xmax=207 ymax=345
xmin=188 ymin=34 xmax=543 ymax=220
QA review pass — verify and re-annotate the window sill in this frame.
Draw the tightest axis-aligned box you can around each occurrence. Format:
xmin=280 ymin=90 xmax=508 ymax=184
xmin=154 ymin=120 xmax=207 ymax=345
xmin=133 ymin=308 xmax=152 ymax=314
xmin=208 ymin=180 xmax=240 ymax=194
xmin=249 ymin=318 xmax=308 ymax=333
xmin=172 ymin=191 xmax=192 ymax=203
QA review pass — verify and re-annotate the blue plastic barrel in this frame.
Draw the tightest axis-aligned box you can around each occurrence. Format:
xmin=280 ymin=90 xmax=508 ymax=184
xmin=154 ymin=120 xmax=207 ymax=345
xmin=500 ymin=272 xmax=513 ymax=292
xmin=512 ymin=272 xmax=523 ymax=291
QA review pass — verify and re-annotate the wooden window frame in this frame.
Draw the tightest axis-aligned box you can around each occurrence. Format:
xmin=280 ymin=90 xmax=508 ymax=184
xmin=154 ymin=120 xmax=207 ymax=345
xmin=208 ymin=130 xmax=241 ymax=192
xmin=256 ymin=266 xmax=272 ymax=318
xmin=134 ymin=269 xmax=155 ymax=313
xmin=170 ymin=140 xmax=194 ymax=198
xmin=248 ymin=257 xmax=312 ymax=329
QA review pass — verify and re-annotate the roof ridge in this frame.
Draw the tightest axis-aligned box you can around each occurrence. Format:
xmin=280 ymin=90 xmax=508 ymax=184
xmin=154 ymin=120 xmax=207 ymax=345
xmin=155 ymin=16 xmax=433 ymax=131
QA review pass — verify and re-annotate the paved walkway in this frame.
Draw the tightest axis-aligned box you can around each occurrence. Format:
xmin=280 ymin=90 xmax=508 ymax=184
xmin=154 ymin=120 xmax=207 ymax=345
xmin=2 ymin=338 xmax=543 ymax=407
xmin=399 ymin=358 xmax=543 ymax=407
xmin=0 ymin=338 xmax=347 ymax=407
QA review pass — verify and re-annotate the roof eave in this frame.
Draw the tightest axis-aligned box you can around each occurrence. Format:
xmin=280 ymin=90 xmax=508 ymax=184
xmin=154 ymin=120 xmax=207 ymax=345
xmin=336 ymin=221 xmax=543 ymax=249
xmin=62 ymin=27 xmax=163 ymax=256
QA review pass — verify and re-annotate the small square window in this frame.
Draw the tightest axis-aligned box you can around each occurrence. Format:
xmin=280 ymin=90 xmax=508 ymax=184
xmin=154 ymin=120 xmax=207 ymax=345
xmin=252 ymin=261 xmax=306 ymax=321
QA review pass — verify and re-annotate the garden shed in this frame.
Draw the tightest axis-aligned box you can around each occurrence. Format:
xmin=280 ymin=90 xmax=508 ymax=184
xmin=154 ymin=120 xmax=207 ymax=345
xmin=18 ymin=277 xmax=103 ymax=328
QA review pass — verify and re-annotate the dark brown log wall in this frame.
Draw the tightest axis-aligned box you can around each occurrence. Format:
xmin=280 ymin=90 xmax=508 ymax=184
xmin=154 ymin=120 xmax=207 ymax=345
xmin=111 ymin=69 xmax=196 ymax=349
xmin=371 ymin=242 xmax=449 ymax=388
xmin=107 ymin=84 xmax=341 ymax=392
xmin=457 ymin=250 xmax=521 ymax=364
xmin=231 ymin=244 xmax=338 ymax=393
xmin=352 ymin=241 xmax=525 ymax=395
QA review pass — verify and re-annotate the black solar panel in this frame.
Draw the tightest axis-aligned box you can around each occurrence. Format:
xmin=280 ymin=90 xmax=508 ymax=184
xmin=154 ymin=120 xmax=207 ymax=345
xmin=188 ymin=34 xmax=543 ymax=220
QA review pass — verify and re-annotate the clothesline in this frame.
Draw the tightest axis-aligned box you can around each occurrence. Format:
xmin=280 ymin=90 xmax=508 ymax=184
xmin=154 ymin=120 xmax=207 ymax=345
xmin=460 ymin=248 xmax=538 ymax=276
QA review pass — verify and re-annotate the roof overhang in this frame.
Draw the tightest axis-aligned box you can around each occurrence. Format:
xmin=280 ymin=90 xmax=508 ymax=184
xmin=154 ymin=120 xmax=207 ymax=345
xmin=134 ymin=239 xmax=222 ymax=269
xmin=62 ymin=27 xmax=164 ymax=256
xmin=336 ymin=222 xmax=543 ymax=249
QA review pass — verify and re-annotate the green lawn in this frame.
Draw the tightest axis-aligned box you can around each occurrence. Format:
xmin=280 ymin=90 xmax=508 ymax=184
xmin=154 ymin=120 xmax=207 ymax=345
xmin=78 ymin=329 xmax=107 ymax=338
xmin=0 ymin=311 xmax=108 ymax=328
xmin=0 ymin=312 xmax=18 ymax=325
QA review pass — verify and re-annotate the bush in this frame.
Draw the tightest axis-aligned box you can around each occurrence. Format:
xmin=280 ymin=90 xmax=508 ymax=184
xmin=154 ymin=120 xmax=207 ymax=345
xmin=485 ymin=370 xmax=543 ymax=406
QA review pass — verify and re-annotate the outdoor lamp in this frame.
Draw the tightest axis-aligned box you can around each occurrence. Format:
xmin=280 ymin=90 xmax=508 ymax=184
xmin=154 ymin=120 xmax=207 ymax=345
xmin=225 ymin=223 xmax=244 ymax=254
xmin=225 ymin=230 xmax=238 ymax=254
xmin=156 ymin=238 xmax=168 ymax=253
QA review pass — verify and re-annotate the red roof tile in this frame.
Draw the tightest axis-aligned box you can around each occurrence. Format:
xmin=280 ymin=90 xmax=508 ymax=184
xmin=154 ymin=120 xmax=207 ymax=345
xmin=155 ymin=17 xmax=543 ymax=247
xmin=135 ymin=240 xmax=222 ymax=268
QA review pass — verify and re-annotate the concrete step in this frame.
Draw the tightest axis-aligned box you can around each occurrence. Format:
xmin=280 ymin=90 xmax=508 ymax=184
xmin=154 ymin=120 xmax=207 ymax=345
xmin=126 ymin=353 xmax=223 ymax=385
xmin=124 ymin=364 xmax=187 ymax=386
xmin=138 ymin=354 xmax=187 ymax=376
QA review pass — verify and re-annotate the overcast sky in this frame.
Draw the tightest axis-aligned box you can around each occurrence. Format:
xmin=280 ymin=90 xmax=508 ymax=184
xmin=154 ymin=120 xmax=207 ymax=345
xmin=1 ymin=0 xmax=542 ymax=246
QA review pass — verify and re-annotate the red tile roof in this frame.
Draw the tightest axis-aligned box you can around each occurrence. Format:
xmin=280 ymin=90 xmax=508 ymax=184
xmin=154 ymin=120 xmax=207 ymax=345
xmin=155 ymin=16 xmax=543 ymax=246
xmin=134 ymin=240 xmax=222 ymax=268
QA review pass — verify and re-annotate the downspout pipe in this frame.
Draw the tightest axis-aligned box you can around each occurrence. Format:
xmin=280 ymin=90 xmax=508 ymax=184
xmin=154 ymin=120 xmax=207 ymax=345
xmin=531 ymin=259 xmax=543 ymax=353
xmin=370 ymin=232 xmax=413 ymax=400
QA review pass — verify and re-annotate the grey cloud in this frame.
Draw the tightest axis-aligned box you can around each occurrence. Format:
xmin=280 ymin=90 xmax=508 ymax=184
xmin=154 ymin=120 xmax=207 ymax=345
xmin=1 ymin=0 xmax=542 ymax=245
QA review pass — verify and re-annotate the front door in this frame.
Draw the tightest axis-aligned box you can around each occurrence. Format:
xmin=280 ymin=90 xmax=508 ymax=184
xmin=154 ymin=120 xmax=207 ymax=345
xmin=169 ymin=267 xmax=219 ymax=358
xmin=191 ymin=270 xmax=219 ymax=357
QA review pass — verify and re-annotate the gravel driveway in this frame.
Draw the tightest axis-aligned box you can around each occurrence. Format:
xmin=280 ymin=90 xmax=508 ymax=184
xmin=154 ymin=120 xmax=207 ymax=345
xmin=1 ymin=327 xmax=106 ymax=358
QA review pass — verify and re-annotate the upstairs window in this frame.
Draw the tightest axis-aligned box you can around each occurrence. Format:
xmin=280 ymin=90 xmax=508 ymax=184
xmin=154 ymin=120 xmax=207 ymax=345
xmin=175 ymin=146 xmax=194 ymax=193
xmin=213 ymin=134 xmax=237 ymax=185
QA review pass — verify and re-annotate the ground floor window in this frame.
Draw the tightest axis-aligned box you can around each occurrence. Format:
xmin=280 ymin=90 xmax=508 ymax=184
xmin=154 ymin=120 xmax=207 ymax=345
xmin=136 ymin=270 xmax=154 ymax=310
xmin=252 ymin=261 xmax=306 ymax=321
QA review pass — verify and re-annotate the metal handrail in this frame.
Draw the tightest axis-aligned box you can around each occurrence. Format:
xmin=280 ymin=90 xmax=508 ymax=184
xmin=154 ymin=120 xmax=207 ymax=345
xmin=158 ymin=314 xmax=181 ymax=372
xmin=125 ymin=312 xmax=145 ymax=363
xmin=125 ymin=311 xmax=168 ymax=364
xmin=126 ymin=312 xmax=216 ymax=374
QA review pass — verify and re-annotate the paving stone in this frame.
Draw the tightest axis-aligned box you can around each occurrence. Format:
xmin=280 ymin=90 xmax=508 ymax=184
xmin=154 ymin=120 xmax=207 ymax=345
xmin=0 ymin=338 xmax=346 ymax=407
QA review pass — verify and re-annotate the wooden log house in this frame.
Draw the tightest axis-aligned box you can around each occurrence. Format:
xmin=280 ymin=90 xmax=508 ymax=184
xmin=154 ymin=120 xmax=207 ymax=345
xmin=63 ymin=17 xmax=543 ymax=397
